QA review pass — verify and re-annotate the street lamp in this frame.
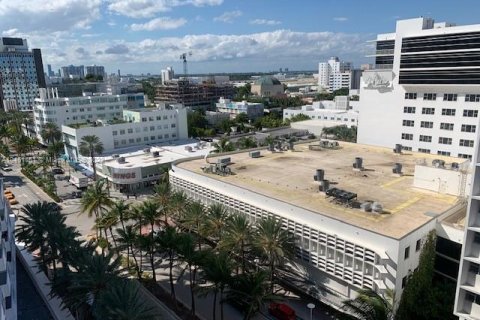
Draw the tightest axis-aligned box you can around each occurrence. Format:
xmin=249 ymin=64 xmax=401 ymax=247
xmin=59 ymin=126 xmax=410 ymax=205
xmin=307 ymin=303 xmax=315 ymax=320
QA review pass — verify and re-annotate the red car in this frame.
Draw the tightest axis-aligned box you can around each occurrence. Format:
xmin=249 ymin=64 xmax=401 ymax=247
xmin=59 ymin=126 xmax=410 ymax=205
xmin=268 ymin=302 xmax=296 ymax=320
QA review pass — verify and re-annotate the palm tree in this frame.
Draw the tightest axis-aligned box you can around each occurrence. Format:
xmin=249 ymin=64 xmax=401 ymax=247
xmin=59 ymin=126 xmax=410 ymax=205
xmin=156 ymin=226 xmax=179 ymax=302
xmin=225 ymin=271 xmax=281 ymax=320
xmin=181 ymin=200 xmax=206 ymax=249
xmin=204 ymin=203 xmax=231 ymax=242
xmin=109 ymin=200 xmax=130 ymax=234
xmin=342 ymin=289 xmax=393 ymax=320
xmin=212 ymin=137 xmax=235 ymax=153
xmin=218 ymin=214 xmax=252 ymax=273
xmin=153 ymin=182 xmax=171 ymax=225
xmin=48 ymin=140 xmax=64 ymax=166
xmin=254 ymin=217 xmax=294 ymax=293
xmin=41 ymin=123 xmax=62 ymax=145
xmin=137 ymin=233 xmax=158 ymax=281
xmin=94 ymin=280 xmax=158 ymax=320
xmin=237 ymin=137 xmax=257 ymax=150
xmin=116 ymin=225 xmax=141 ymax=279
xmin=198 ymin=251 xmax=234 ymax=320
xmin=81 ymin=179 xmax=113 ymax=239
xmin=78 ymin=135 xmax=104 ymax=180
xmin=169 ymin=191 xmax=188 ymax=221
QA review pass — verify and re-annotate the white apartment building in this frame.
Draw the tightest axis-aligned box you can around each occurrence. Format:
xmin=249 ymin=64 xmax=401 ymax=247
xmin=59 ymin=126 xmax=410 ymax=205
xmin=318 ymin=57 xmax=352 ymax=92
xmin=62 ymin=103 xmax=188 ymax=159
xmin=33 ymin=88 xmax=144 ymax=145
xmin=170 ymin=141 xmax=467 ymax=310
xmin=283 ymin=96 xmax=358 ymax=128
xmin=357 ymin=17 xmax=480 ymax=160
xmin=215 ymin=97 xmax=264 ymax=120
xmin=0 ymin=180 xmax=17 ymax=320
xmin=161 ymin=67 xmax=174 ymax=85
xmin=0 ymin=37 xmax=45 ymax=111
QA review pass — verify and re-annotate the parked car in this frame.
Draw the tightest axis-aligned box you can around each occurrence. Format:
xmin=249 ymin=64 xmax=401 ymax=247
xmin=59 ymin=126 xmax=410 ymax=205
xmin=268 ymin=303 xmax=296 ymax=320
xmin=52 ymin=167 xmax=64 ymax=174
xmin=4 ymin=189 xmax=12 ymax=195
xmin=6 ymin=194 xmax=14 ymax=200
xmin=9 ymin=199 xmax=18 ymax=205
xmin=2 ymin=167 xmax=12 ymax=172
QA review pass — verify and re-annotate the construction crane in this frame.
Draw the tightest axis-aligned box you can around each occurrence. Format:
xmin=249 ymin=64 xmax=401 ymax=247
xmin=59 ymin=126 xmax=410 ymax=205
xmin=179 ymin=52 xmax=192 ymax=80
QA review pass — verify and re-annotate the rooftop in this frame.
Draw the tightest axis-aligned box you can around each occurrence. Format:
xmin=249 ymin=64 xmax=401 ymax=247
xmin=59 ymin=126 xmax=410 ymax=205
xmin=177 ymin=141 xmax=463 ymax=239
xmin=254 ymin=75 xmax=281 ymax=86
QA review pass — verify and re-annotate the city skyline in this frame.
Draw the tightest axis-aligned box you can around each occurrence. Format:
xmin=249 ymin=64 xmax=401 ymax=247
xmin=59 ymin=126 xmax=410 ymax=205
xmin=1 ymin=0 xmax=480 ymax=74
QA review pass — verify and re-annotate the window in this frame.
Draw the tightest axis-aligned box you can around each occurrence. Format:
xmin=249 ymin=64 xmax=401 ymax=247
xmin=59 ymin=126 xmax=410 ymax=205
xmin=443 ymin=94 xmax=457 ymax=101
xmin=416 ymin=240 xmax=421 ymax=252
xmin=438 ymin=137 xmax=452 ymax=145
xmin=462 ymin=124 xmax=476 ymax=133
xmin=418 ymin=148 xmax=430 ymax=153
xmin=458 ymin=153 xmax=473 ymax=159
xmin=402 ymin=120 xmax=414 ymax=127
xmin=440 ymin=123 xmax=454 ymax=130
xmin=469 ymin=263 xmax=480 ymax=274
xmin=127 ymin=128 xmax=133 ymax=134
xmin=404 ymin=246 xmax=410 ymax=259
xmin=128 ymin=138 xmax=134 ymax=143
xmin=401 ymin=133 xmax=413 ymax=140
xmin=474 ymin=232 xmax=480 ymax=244
xmin=405 ymin=93 xmax=417 ymax=99
xmin=419 ymin=135 xmax=432 ymax=142
xmin=419 ymin=121 xmax=433 ymax=128
xmin=150 ymin=126 xmax=155 ymax=131
xmin=143 ymin=137 xmax=148 ymax=141
xmin=441 ymin=108 xmax=456 ymax=116
xmin=119 ymin=129 xmax=125 ymax=135
xmin=465 ymin=94 xmax=480 ymax=102
xmin=437 ymin=151 xmax=451 ymax=156
xmin=463 ymin=109 xmax=478 ymax=117
xmin=403 ymin=106 xmax=416 ymax=114
xmin=150 ymin=136 xmax=155 ymax=140
xmin=142 ymin=117 xmax=147 ymax=122
xmin=423 ymin=93 xmax=436 ymax=100
xmin=422 ymin=107 xmax=435 ymax=115
xmin=460 ymin=139 xmax=474 ymax=147
xmin=112 ymin=131 xmax=117 ymax=136
xmin=171 ymin=123 xmax=176 ymax=128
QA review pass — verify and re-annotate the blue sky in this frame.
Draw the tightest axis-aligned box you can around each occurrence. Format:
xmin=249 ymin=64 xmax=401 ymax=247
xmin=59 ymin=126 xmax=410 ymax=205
xmin=0 ymin=0 xmax=479 ymax=74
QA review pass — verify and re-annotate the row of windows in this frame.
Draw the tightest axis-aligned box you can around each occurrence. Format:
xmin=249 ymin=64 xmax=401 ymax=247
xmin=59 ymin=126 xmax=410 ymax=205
xmin=403 ymin=121 xmax=474 ymax=131
xmin=403 ymin=133 xmax=475 ymax=146
xmin=408 ymin=148 xmax=472 ymax=159
xmin=405 ymin=92 xmax=480 ymax=102
xmin=113 ymin=133 xmax=177 ymax=146
xmin=112 ymin=124 xmax=177 ymax=135
xmin=403 ymin=106 xmax=479 ymax=117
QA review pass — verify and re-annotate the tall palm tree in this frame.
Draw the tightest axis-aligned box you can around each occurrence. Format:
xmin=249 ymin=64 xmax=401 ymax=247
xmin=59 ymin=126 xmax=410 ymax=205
xmin=81 ymin=180 xmax=113 ymax=239
xmin=153 ymin=182 xmax=171 ymax=225
xmin=94 ymin=280 xmax=158 ymax=320
xmin=254 ymin=217 xmax=294 ymax=293
xmin=225 ymin=271 xmax=281 ymax=320
xmin=116 ymin=225 xmax=141 ymax=279
xmin=48 ymin=140 xmax=64 ymax=166
xmin=78 ymin=135 xmax=104 ymax=180
xmin=136 ymin=233 xmax=158 ymax=281
xmin=204 ymin=204 xmax=231 ymax=242
xmin=169 ymin=191 xmax=188 ymax=221
xmin=156 ymin=226 xmax=179 ymax=302
xmin=181 ymin=200 xmax=207 ymax=249
xmin=109 ymin=200 xmax=130 ymax=234
xmin=218 ymin=214 xmax=252 ymax=273
xmin=342 ymin=289 xmax=393 ymax=320
xmin=197 ymin=251 xmax=234 ymax=320
xmin=212 ymin=137 xmax=235 ymax=153
xmin=41 ymin=122 xmax=62 ymax=145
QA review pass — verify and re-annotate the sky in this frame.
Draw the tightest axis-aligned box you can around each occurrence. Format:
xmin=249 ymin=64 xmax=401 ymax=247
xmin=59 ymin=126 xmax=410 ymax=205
xmin=1 ymin=0 xmax=479 ymax=75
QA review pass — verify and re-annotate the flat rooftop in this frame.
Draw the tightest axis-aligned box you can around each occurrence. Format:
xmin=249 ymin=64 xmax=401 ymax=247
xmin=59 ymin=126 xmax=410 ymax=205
xmin=178 ymin=141 xmax=463 ymax=239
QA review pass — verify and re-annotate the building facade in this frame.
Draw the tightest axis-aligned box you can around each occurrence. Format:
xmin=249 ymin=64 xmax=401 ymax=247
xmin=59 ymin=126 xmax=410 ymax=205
xmin=33 ymin=88 xmax=143 ymax=144
xmin=161 ymin=67 xmax=174 ymax=84
xmin=61 ymin=65 xmax=84 ymax=79
xmin=251 ymin=75 xmax=284 ymax=97
xmin=357 ymin=17 xmax=480 ymax=160
xmin=318 ymin=57 xmax=352 ymax=92
xmin=0 ymin=180 xmax=17 ymax=320
xmin=62 ymin=103 xmax=188 ymax=159
xmin=0 ymin=37 xmax=45 ymax=111
xmin=85 ymin=65 xmax=105 ymax=78
xmin=215 ymin=97 xmax=264 ymax=120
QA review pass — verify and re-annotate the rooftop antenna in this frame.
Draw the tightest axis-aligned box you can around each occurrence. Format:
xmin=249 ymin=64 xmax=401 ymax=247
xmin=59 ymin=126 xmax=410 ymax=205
xmin=179 ymin=51 xmax=192 ymax=81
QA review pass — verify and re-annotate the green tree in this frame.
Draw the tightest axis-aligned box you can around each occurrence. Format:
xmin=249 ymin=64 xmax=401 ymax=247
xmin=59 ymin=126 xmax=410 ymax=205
xmin=236 ymin=136 xmax=257 ymax=150
xmin=156 ymin=226 xmax=180 ymax=302
xmin=116 ymin=225 xmax=142 ymax=279
xmin=141 ymin=81 xmax=156 ymax=102
xmin=187 ymin=111 xmax=209 ymax=138
xmin=204 ymin=203 xmax=231 ymax=242
xmin=212 ymin=137 xmax=235 ymax=153
xmin=342 ymin=289 xmax=392 ymax=320
xmin=285 ymin=113 xmax=311 ymax=125
xmin=254 ymin=217 xmax=294 ymax=292
xmin=78 ymin=135 xmax=104 ymax=180
xmin=41 ymin=123 xmax=62 ymax=145
xmin=218 ymin=215 xmax=252 ymax=273
xmin=322 ymin=125 xmax=357 ymax=142
xmin=235 ymin=112 xmax=249 ymax=124
xmin=81 ymin=180 xmax=113 ymax=241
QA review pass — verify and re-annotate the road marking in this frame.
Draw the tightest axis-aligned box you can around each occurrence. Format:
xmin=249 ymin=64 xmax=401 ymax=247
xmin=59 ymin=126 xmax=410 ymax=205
xmin=389 ymin=196 xmax=422 ymax=214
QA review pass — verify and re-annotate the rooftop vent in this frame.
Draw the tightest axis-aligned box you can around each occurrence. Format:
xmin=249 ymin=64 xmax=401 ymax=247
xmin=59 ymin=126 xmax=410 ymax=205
xmin=319 ymin=179 xmax=330 ymax=192
xmin=249 ymin=151 xmax=261 ymax=158
xmin=143 ymin=148 xmax=151 ymax=153
xmin=451 ymin=162 xmax=459 ymax=170
xmin=112 ymin=154 xmax=120 ymax=158
xmin=313 ymin=169 xmax=325 ymax=182
xmin=360 ymin=201 xmax=372 ymax=212
xmin=372 ymin=202 xmax=383 ymax=213
xmin=117 ymin=157 xmax=126 ymax=164
xmin=185 ymin=146 xmax=193 ymax=152
xmin=353 ymin=157 xmax=364 ymax=171
xmin=217 ymin=157 xmax=231 ymax=164
xmin=393 ymin=144 xmax=402 ymax=154
xmin=432 ymin=159 xmax=445 ymax=168
xmin=268 ymin=142 xmax=274 ymax=152
xmin=152 ymin=151 xmax=160 ymax=158
xmin=392 ymin=163 xmax=402 ymax=175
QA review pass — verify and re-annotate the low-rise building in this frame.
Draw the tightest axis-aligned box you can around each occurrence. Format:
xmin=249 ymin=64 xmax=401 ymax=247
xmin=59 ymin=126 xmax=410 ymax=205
xmin=62 ymin=103 xmax=188 ymax=159
xmin=205 ymin=111 xmax=230 ymax=126
xmin=170 ymin=142 xmax=467 ymax=310
xmin=215 ymin=97 xmax=264 ymax=120
xmin=251 ymin=75 xmax=284 ymax=97
xmin=34 ymin=88 xmax=144 ymax=144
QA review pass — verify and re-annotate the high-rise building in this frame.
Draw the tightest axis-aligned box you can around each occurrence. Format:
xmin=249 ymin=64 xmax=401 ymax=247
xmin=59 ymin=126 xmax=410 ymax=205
xmin=61 ymin=65 xmax=85 ymax=79
xmin=357 ymin=17 xmax=480 ymax=160
xmin=85 ymin=65 xmax=105 ymax=79
xmin=0 ymin=37 xmax=45 ymax=111
xmin=318 ymin=57 xmax=352 ymax=92
xmin=47 ymin=64 xmax=54 ymax=77
xmin=161 ymin=67 xmax=174 ymax=84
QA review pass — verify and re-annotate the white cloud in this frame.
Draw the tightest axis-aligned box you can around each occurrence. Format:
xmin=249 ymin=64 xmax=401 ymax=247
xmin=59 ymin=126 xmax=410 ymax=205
xmin=2 ymin=29 xmax=19 ymax=37
xmin=0 ymin=0 xmax=102 ymax=32
xmin=333 ymin=17 xmax=348 ymax=22
xmin=107 ymin=0 xmax=223 ymax=19
xmin=214 ymin=10 xmax=242 ymax=23
xmin=131 ymin=17 xmax=187 ymax=31
xmin=249 ymin=19 xmax=281 ymax=26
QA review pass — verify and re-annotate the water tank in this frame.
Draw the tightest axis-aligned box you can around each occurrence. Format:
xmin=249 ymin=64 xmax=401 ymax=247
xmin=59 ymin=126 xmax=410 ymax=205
xmin=394 ymin=144 xmax=402 ymax=154
xmin=315 ymin=169 xmax=325 ymax=182
xmin=117 ymin=157 xmax=126 ymax=164
xmin=319 ymin=179 xmax=330 ymax=192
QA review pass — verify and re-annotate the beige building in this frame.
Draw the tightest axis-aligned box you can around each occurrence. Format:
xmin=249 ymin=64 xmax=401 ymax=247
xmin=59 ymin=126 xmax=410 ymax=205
xmin=251 ymin=75 xmax=284 ymax=97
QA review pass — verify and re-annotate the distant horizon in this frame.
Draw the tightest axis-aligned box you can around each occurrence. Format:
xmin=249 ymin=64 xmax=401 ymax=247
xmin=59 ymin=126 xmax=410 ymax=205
xmin=1 ymin=0 xmax=479 ymax=74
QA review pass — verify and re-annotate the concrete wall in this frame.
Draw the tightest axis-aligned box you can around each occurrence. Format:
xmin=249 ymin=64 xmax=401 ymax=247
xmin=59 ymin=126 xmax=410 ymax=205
xmin=413 ymin=165 xmax=470 ymax=196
